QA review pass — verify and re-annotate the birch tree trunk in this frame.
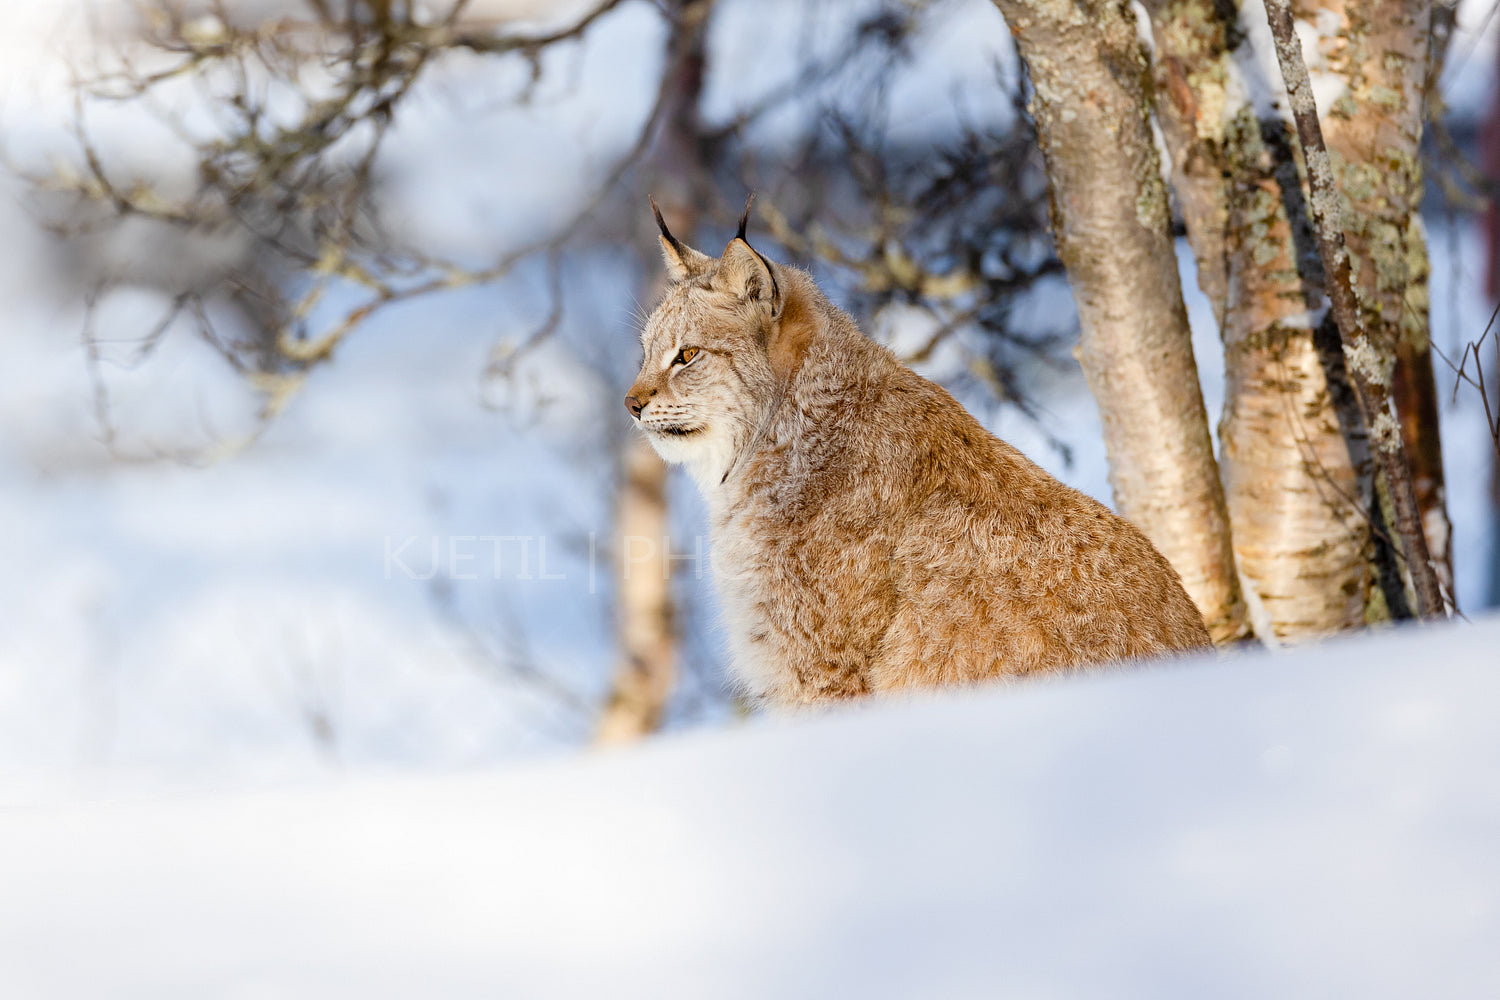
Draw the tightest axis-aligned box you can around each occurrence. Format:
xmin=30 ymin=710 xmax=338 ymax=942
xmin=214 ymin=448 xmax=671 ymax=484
xmin=1262 ymin=0 xmax=1446 ymax=618
xmin=991 ymin=0 xmax=1249 ymax=643
xmin=1146 ymin=0 xmax=1376 ymax=640
xmin=597 ymin=434 xmax=678 ymax=742
xmin=1144 ymin=0 xmax=1235 ymax=330
xmin=1304 ymin=0 xmax=1452 ymax=604
xmin=596 ymin=0 xmax=712 ymax=743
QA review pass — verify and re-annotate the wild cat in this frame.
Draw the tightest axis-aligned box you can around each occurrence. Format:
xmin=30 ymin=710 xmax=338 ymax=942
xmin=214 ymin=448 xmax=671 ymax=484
xmin=626 ymin=200 xmax=1211 ymax=707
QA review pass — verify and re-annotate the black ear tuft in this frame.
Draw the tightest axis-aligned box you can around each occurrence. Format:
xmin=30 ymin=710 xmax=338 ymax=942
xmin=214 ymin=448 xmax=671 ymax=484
xmin=652 ymin=196 xmax=713 ymax=283
xmin=736 ymin=193 xmax=755 ymax=243
xmin=650 ymin=194 xmax=682 ymax=252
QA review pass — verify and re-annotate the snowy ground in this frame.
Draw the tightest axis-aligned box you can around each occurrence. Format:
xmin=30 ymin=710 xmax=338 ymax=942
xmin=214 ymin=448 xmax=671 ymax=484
xmin=2 ymin=616 xmax=1497 ymax=999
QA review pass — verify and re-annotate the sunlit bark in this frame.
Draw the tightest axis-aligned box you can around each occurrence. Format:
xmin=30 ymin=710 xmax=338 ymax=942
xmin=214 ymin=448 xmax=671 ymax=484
xmin=1265 ymin=0 xmax=1445 ymax=618
xmin=992 ymin=0 xmax=1249 ymax=642
xmin=1301 ymin=0 xmax=1451 ymax=607
xmin=1148 ymin=0 xmax=1374 ymax=639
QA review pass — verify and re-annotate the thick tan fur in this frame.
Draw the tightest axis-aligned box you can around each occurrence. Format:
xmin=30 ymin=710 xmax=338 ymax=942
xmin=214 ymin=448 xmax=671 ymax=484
xmin=627 ymin=224 xmax=1211 ymax=708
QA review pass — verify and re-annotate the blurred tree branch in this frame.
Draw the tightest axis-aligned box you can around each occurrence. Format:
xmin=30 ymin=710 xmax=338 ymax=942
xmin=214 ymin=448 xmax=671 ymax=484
xmin=27 ymin=0 xmax=689 ymax=453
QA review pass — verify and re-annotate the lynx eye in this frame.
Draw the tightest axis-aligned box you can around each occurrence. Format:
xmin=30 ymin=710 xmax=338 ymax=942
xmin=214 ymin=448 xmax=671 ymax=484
xmin=672 ymin=346 xmax=701 ymax=366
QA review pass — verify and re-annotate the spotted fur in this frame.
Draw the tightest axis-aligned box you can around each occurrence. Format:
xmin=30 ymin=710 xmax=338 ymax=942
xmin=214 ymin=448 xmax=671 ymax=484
xmin=627 ymin=224 xmax=1211 ymax=708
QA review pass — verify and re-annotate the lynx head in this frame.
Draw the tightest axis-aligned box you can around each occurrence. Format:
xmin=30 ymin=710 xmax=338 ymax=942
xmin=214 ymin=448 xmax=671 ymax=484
xmin=626 ymin=198 xmax=785 ymax=488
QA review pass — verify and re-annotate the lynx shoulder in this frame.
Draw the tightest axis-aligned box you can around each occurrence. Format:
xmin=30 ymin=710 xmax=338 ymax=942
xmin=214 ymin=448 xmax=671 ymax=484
xmin=626 ymin=203 xmax=1211 ymax=707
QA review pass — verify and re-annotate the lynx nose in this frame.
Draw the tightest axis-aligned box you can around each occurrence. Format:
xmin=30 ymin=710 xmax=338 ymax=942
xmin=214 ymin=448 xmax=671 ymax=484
xmin=624 ymin=395 xmax=645 ymax=419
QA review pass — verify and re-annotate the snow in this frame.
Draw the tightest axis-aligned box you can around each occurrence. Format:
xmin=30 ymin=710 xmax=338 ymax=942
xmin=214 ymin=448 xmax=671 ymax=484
xmin=1 ymin=615 xmax=1497 ymax=998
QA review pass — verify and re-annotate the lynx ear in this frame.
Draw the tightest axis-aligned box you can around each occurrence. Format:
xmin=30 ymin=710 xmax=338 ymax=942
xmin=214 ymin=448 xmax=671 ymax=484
xmin=718 ymin=238 xmax=780 ymax=316
xmin=650 ymin=196 xmax=711 ymax=283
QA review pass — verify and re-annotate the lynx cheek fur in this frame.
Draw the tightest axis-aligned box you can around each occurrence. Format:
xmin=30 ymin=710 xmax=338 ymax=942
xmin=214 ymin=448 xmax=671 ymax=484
xmin=626 ymin=202 xmax=1211 ymax=708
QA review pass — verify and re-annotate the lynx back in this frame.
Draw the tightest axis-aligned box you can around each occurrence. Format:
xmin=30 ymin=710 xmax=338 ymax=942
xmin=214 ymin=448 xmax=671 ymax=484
xmin=626 ymin=202 xmax=1211 ymax=707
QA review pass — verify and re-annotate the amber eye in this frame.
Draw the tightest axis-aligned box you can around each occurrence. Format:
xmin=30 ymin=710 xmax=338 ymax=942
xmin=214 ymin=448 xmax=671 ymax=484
xmin=672 ymin=346 xmax=701 ymax=366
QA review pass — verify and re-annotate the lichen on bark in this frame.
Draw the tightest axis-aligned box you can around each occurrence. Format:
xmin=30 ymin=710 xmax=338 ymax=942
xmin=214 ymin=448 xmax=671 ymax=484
xmin=993 ymin=0 xmax=1250 ymax=642
xmin=1305 ymin=0 xmax=1451 ymax=606
xmin=1148 ymin=0 xmax=1378 ymax=640
xmin=1266 ymin=0 xmax=1446 ymax=617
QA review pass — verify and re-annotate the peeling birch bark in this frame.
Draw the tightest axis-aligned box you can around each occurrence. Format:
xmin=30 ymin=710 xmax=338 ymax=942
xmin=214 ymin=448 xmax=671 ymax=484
xmin=1148 ymin=0 xmax=1376 ymax=640
xmin=1262 ymin=0 xmax=1446 ymax=618
xmin=1302 ymin=0 xmax=1454 ymax=603
xmin=1218 ymin=112 xmax=1376 ymax=638
xmin=992 ymin=0 xmax=1249 ymax=643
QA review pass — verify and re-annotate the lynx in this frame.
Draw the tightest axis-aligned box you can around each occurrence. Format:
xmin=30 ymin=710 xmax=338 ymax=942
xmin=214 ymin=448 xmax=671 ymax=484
xmin=626 ymin=201 xmax=1211 ymax=707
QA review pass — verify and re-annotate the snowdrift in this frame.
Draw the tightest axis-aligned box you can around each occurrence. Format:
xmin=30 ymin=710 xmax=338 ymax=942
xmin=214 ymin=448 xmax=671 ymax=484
xmin=2 ymin=616 xmax=1497 ymax=998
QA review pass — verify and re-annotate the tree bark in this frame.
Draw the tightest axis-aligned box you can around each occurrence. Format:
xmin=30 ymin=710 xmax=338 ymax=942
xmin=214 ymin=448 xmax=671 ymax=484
xmin=1300 ymin=0 xmax=1452 ymax=604
xmin=596 ymin=0 xmax=713 ymax=742
xmin=597 ymin=435 xmax=678 ymax=742
xmin=1144 ymin=0 xmax=1236 ymax=329
xmin=1391 ymin=241 xmax=1454 ymax=602
xmin=992 ymin=0 xmax=1250 ymax=643
xmin=1147 ymin=0 xmax=1376 ymax=640
xmin=1262 ymin=0 xmax=1446 ymax=618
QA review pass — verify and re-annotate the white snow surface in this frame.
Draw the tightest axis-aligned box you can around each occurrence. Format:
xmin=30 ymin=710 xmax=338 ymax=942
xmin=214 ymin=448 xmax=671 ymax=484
xmin=1 ymin=615 xmax=1497 ymax=999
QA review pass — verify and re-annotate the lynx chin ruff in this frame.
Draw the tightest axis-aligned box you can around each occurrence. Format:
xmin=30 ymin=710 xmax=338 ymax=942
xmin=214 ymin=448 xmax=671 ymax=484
xmin=626 ymin=201 xmax=1211 ymax=708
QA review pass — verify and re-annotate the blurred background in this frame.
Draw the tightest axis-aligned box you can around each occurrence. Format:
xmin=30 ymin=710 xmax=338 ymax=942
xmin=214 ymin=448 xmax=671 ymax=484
xmin=0 ymin=0 xmax=1496 ymax=797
